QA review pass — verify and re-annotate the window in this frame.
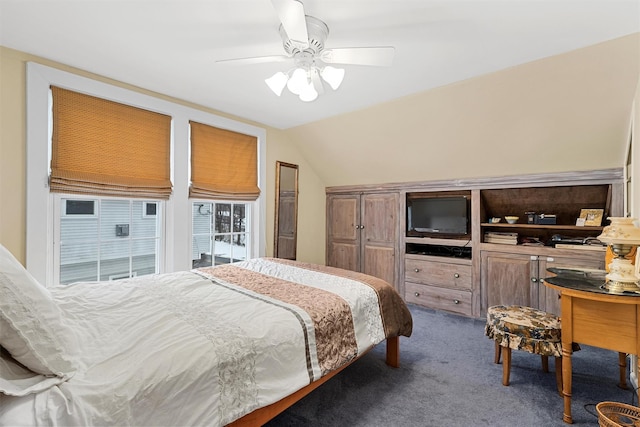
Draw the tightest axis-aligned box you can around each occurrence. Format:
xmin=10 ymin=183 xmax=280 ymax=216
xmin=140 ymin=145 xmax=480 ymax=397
xmin=192 ymin=202 xmax=250 ymax=268
xmin=63 ymin=199 xmax=96 ymax=216
xmin=144 ymin=202 xmax=157 ymax=217
xmin=57 ymin=197 xmax=162 ymax=284
xmin=26 ymin=63 xmax=266 ymax=286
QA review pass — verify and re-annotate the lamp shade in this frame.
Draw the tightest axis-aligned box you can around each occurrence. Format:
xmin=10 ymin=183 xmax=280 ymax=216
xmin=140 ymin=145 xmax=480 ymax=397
xmin=321 ymin=66 xmax=345 ymax=90
xmin=287 ymin=68 xmax=309 ymax=95
xmin=265 ymin=72 xmax=289 ymax=96
xmin=298 ymin=81 xmax=318 ymax=102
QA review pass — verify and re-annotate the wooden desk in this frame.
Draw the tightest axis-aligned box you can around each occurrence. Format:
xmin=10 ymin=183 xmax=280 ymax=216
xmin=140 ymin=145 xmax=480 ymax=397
xmin=544 ymin=269 xmax=640 ymax=424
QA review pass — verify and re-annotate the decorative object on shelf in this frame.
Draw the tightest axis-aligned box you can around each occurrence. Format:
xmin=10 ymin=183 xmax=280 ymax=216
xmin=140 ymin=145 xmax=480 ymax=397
xmin=505 ymin=216 xmax=519 ymax=224
xmin=579 ymin=208 xmax=604 ymax=227
xmin=489 ymin=217 xmax=501 ymax=223
xmin=525 ymin=212 xmax=536 ymax=224
xmin=535 ymin=214 xmax=557 ymax=225
xmin=597 ymin=217 xmax=640 ymax=292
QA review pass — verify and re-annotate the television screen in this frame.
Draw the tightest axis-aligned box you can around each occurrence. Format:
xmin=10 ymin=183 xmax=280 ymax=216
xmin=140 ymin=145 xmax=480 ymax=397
xmin=407 ymin=196 xmax=469 ymax=236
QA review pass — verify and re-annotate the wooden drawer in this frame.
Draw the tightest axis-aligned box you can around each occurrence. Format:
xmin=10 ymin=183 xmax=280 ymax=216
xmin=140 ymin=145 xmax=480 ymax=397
xmin=405 ymin=282 xmax=472 ymax=316
xmin=405 ymin=258 xmax=472 ymax=290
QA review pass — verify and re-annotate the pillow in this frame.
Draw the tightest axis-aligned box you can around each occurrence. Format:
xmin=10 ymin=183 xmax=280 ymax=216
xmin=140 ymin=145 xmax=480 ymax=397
xmin=0 ymin=346 xmax=66 ymax=396
xmin=0 ymin=244 xmax=77 ymax=377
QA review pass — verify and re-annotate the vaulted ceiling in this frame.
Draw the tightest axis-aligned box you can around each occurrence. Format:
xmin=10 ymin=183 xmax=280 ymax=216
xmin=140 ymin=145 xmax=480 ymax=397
xmin=1 ymin=1 xmax=638 ymax=129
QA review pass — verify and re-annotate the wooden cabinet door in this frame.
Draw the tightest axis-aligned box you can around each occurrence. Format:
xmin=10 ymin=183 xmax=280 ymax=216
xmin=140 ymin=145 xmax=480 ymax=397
xmin=327 ymin=192 xmax=399 ymax=287
xmin=327 ymin=194 xmax=361 ymax=272
xmin=361 ymin=193 xmax=398 ymax=285
xmin=538 ymin=254 xmax=606 ymax=316
xmin=481 ymin=251 xmax=535 ymax=313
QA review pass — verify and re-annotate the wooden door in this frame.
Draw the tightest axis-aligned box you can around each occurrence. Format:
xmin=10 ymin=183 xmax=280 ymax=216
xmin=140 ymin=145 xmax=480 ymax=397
xmin=361 ymin=192 xmax=398 ymax=286
xmin=539 ymin=254 xmax=606 ymax=316
xmin=326 ymin=194 xmax=361 ymax=272
xmin=481 ymin=251 xmax=535 ymax=314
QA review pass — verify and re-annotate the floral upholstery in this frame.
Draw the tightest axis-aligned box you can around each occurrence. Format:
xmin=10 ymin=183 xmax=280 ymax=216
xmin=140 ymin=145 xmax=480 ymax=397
xmin=485 ymin=305 xmax=575 ymax=358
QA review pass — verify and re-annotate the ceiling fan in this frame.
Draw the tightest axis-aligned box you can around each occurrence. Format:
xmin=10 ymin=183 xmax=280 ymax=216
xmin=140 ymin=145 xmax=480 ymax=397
xmin=217 ymin=0 xmax=395 ymax=102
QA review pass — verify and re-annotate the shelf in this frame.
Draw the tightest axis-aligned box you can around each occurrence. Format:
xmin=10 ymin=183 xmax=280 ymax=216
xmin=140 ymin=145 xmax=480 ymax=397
xmin=480 ymin=223 xmax=604 ymax=232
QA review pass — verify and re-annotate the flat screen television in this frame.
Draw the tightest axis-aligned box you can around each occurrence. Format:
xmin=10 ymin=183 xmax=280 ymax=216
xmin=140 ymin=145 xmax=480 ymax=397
xmin=406 ymin=194 xmax=470 ymax=238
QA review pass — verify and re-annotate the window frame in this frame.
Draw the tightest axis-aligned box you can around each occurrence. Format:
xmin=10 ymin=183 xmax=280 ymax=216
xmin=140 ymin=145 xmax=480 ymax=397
xmin=54 ymin=194 xmax=165 ymax=285
xmin=191 ymin=199 xmax=252 ymax=268
xmin=26 ymin=63 xmax=266 ymax=286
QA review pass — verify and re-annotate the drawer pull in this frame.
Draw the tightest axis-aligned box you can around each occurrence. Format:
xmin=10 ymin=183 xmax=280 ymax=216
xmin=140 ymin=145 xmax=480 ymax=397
xmin=531 ymin=277 xmax=538 ymax=283
xmin=414 ymin=292 xmax=420 ymax=297
xmin=414 ymin=268 xmax=420 ymax=272
xmin=453 ymin=299 xmax=460 ymax=304
xmin=454 ymin=273 xmax=460 ymax=278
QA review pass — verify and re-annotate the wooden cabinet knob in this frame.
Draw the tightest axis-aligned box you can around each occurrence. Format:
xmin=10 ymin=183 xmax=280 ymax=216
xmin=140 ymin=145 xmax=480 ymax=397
xmin=414 ymin=292 xmax=420 ymax=297
xmin=414 ymin=268 xmax=420 ymax=272
xmin=531 ymin=277 xmax=538 ymax=283
xmin=454 ymin=273 xmax=460 ymax=278
xmin=453 ymin=299 xmax=460 ymax=304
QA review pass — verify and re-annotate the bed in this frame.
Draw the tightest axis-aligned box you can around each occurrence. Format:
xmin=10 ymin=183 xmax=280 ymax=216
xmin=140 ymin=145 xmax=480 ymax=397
xmin=0 ymin=244 xmax=412 ymax=426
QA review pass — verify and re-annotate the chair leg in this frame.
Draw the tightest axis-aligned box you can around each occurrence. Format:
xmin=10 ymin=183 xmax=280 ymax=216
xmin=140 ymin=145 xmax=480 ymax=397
xmin=555 ymin=356 xmax=563 ymax=396
xmin=541 ymin=355 xmax=549 ymax=373
xmin=494 ymin=341 xmax=501 ymax=364
xmin=619 ymin=352 xmax=629 ymax=390
xmin=502 ymin=346 xmax=511 ymax=386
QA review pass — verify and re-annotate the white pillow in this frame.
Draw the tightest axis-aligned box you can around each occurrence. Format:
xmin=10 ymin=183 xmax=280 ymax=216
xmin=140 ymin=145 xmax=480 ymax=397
xmin=0 ymin=347 xmax=66 ymax=396
xmin=0 ymin=244 xmax=77 ymax=377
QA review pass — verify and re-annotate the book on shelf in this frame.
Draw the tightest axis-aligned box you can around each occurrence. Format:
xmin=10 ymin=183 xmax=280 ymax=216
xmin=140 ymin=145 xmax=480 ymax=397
xmin=484 ymin=231 xmax=518 ymax=238
xmin=485 ymin=237 xmax=518 ymax=245
xmin=484 ymin=231 xmax=518 ymax=245
xmin=554 ymin=243 xmax=607 ymax=252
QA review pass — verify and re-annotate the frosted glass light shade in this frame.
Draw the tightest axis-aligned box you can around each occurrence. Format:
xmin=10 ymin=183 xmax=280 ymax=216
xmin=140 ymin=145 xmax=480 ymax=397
xmin=265 ymin=72 xmax=289 ymax=96
xmin=286 ymin=68 xmax=308 ymax=95
xmin=298 ymin=82 xmax=318 ymax=102
xmin=320 ymin=66 xmax=345 ymax=90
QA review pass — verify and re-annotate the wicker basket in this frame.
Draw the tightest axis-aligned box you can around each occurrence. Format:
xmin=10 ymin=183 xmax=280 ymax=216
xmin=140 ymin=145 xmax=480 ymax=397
xmin=596 ymin=402 xmax=640 ymax=427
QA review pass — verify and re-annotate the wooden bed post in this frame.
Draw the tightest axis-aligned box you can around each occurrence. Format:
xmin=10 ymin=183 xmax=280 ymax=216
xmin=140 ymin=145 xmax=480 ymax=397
xmin=386 ymin=336 xmax=400 ymax=368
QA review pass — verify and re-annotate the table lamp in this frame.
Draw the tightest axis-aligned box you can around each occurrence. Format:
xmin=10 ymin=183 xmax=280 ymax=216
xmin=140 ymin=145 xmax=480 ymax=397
xmin=597 ymin=217 xmax=640 ymax=292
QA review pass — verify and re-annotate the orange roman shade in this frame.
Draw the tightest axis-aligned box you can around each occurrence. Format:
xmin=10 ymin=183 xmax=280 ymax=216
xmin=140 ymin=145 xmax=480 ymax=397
xmin=50 ymin=86 xmax=172 ymax=199
xmin=189 ymin=121 xmax=260 ymax=200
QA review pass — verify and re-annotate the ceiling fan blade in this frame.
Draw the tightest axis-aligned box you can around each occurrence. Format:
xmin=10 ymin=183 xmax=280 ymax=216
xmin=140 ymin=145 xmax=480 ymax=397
xmin=320 ymin=47 xmax=395 ymax=67
xmin=271 ymin=0 xmax=309 ymax=49
xmin=216 ymin=55 xmax=291 ymax=65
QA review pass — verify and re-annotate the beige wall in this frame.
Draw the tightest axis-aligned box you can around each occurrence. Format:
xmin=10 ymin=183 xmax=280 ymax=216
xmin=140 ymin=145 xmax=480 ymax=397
xmin=265 ymin=128 xmax=326 ymax=264
xmin=632 ymin=76 xmax=640 ymax=218
xmin=288 ymin=33 xmax=640 ymax=187
xmin=0 ymin=47 xmax=327 ymax=265
xmin=0 ymin=48 xmax=27 ymax=262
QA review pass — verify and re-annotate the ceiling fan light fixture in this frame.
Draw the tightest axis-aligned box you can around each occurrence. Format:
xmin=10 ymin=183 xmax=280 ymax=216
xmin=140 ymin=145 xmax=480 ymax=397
xmin=298 ymin=82 xmax=318 ymax=102
xmin=265 ymin=71 xmax=289 ymax=96
xmin=320 ymin=66 xmax=345 ymax=90
xmin=286 ymin=68 xmax=308 ymax=95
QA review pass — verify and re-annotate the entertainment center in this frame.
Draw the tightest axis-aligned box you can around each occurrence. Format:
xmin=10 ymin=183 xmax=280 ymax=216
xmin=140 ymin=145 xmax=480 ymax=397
xmin=326 ymin=168 xmax=623 ymax=319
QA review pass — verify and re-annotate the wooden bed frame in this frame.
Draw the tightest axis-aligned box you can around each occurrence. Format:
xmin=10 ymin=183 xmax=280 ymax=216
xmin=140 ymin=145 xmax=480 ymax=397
xmin=227 ymin=336 xmax=400 ymax=426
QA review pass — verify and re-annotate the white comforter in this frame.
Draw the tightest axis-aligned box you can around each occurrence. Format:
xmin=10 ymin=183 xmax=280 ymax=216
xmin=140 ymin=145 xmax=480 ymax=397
xmin=0 ymin=258 xmax=408 ymax=426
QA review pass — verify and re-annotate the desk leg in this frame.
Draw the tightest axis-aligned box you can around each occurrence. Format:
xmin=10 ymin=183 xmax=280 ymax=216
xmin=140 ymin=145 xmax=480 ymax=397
xmin=562 ymin=343 xmax=573 ymax=423
xmin=561 ymin=293 xmax=574 ymax=424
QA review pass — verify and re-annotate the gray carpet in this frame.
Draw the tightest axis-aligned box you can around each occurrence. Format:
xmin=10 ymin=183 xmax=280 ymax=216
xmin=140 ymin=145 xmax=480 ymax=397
xmin=266 ymin=304 xmax=636 ymax=426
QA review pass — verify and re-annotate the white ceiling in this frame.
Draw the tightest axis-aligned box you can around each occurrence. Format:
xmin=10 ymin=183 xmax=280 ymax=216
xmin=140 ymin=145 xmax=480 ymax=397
xmin=1 ymin=0 xmax=639 ymax=129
